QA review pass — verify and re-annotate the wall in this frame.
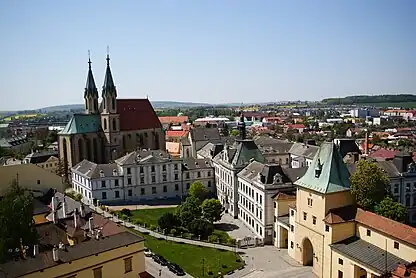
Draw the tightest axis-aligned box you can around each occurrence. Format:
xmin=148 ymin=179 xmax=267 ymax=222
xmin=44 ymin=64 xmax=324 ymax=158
xmin=121 ymin=128 xmax=166 ymax=152
xmin=21 ymin=241 xmax=145 ymax=278
xmin=331 ymin=249 xmax=380 ymax=278
xmin=37 ymin=156 xmax=59 ymax=173
xmin=324 ymin=191 xmax=354 ymax=215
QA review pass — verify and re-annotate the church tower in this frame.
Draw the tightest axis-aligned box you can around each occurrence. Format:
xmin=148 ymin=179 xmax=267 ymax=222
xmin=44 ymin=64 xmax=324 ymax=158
xmin=101 ymin=52 xmax=120 ymax=161
xmin=84 ymin=55 xmax=99 ymax=114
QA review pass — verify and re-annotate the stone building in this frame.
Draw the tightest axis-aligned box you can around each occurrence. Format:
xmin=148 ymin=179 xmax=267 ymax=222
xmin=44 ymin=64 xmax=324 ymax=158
xmin=58 ymin=55 xmax=165 ymax=177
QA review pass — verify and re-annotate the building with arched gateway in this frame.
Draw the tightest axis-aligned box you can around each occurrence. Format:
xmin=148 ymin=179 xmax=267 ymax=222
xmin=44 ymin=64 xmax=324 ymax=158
xmin=58 ymin=54 xmax=165 ymax=177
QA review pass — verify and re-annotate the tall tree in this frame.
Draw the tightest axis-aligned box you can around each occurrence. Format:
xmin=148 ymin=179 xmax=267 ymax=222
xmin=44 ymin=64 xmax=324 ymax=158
xmin=202 ymin=199 xmax=224 ymax=223
xmin=176 ymin=196 xmax=202 ymax=228
xmin=188 ymin=181 xmax=208 ymax=202
xmin=158 ymin=212 xmax=179 ymax=232
xmin=0 ymin=180 xmax=38 ymax=262
xmin=350 ymin=160 xmax=391 ymax=211
xmin=375 ymin=197 xmax=407 ymax=223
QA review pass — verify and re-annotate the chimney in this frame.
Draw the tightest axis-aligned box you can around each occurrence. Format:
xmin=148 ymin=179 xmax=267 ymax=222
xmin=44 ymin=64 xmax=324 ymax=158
xmin=74 ymin=208 xmax=78 ymax=228
xmin=79 ymin=204 xmax=85 ymax=218
xmin=52 ymin=245 xmax=59 ymax=262
xmin=51 ymin=197 xmax=57 ymax=224
xmin=364 ymin=132 xmax=369 ymax=155
xmin=88 ymin=217 xmax=94 ymax=232
xmin=62 ymin=195 xmax=67 ymax=218
xmin=33 ymin=244 xmax=39 ymax=257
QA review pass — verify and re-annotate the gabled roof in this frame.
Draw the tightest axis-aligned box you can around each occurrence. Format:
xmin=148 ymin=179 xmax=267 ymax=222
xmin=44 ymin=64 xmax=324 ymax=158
xmin=117 ymin=99 xmax=162 ymax=131
xmin=71 ymin=160 xmax=120 ymax=179
xmin=231 ymin=139 xmax=265 ymax=167
xmin=159 ymin=116 xmax=189 ymax=124
xmin=59 ymin=114 xmax=101 ymax=135
xmin=295 ymin=142 xmax=351 ymax=194
xmin=25 ymin=151 xmax=59 ymax=164
xmin=190 ymin=128 xmax=221 ymax=142
xmin=238 ymin=161 xmax=292 ymax=185
xmin=115 ymin=149 xmax=179 ymax=166
xmin=182 ymin=157 xmax=212 ymax=170
xmin=289 ymin=142 xmax=319 ymax=159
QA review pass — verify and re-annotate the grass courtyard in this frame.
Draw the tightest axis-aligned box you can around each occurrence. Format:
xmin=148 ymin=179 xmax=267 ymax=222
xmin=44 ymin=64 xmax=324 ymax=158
xmin=132 ymin=230 xmax=244 ymax=278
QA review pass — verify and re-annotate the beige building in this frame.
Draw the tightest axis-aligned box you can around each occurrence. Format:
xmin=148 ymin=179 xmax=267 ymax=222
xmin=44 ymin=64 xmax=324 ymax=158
xmin=253 ymin=136 xmax=293 ymax=167
xmin=23 ymin=150 xmax=59 ymax=173
xmin=274 ymin=142 xmax=416 ymax=278
xmin=58 ymin=55 xmax=165 ymax=177
xmin=0 ymin=164 xmax=66 ymax=196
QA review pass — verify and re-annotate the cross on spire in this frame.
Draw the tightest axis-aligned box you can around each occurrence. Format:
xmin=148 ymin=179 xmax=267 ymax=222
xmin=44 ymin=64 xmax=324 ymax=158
xmin=106 ymin=45 xmax=110 ymax=65
xmin=88 ymin=50 xmax=91 ymax=68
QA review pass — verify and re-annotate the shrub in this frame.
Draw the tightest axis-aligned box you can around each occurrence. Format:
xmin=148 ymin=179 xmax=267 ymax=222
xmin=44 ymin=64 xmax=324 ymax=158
xmin=208 ymin=235 xmax=219 ymax=243
xmin=170 ymin=228 xmax=177 ymax=236
xmin=120 ymin=215 xmax=128 ymax=221
xmin=149 ymin=225 xmax=156 ymax=231
xmin=227 ymin=238 xmax=236 ymax=246
xmin=133 ymin=219 xmax=143 ymax=226
xmin=120 ymin=208 xmax=132 ymax=216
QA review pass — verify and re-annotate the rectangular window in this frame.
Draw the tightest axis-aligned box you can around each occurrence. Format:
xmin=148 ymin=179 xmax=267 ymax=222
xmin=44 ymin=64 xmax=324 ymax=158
xmin=394 ymin=241 xmax=399 ymax=249
xmin=127 ymin=178 xmax=132 ymax=185
xmin=186 ymin=173 xmax=190 ymax=179
xmin=394 ymin=184 xmax=399 ymax=194
xmin=307 ymin=197 xmax=313 ymax=206
xmin=338 ymin=258 xmax=343 ymax=265
xmin=152 ymin=176 xmax=156 ymax=183
xmin=338 ymin=270 xmax=343 ymax=278
xmin=312 ymin=216 xmax=316 ymax=225
xmin=186 ymin=183 xmax=190 ymax=189
xmin=367 ymin=229 xmax=371 ymax=236
xmin=260 ymin=195 xmax=262 ymax=204
xmin=197 ymin=172 xmax=201 ymax=178
xmin=114 ymin=179 xmax=119 ymax=187
xmin=152 ymin=187 xmax=156 ymax=194
xmin=102 ymin=192 xmax=107 ymax=200
xmin=163 ymin=174 xmax=167 ymax=182
xmin=303 ymin=212 xmax=307 ymax=221
xmin=115 ymin=191 xmax=120 ymax=198
xmin=274 ymin=216 xmax=276 ymax=222
xmin=141 ymin=188 xmax=145 ymax=195
xmin=325 ymin=225 xmax=329 ymax=232
xmin=208 ymin=181 xmax=212 ymax=187
xmin=162 ymin=165 xmax=166 ymax=172
xmin=124 ymin=257 xmax=132 ymax=273
xmin=175 ymin=184 xmax=179 ymax=191
xmin=274 ymin=202 xmax=276 ymax=208
xmin=290 ymin=210 xmax=294 ymax=216
xmin=101 ymin=181 xmax=106 ymax=188
xmin=174 ymin=174 xmax=179 ymax=180
xmin=140 ymin=177 xmax=145 ymax=184
xmin=163 ymin=185 xmax=167 ymax=192
xmin=290 ymin=225 xmax=294 ymax=232
xmin=127 ymin=168 xmax=131 ymax=175
xmin=208 ymin=171 xmax=211 ymax=177
xmin=140 ymin=166 xmax=144 ymax=173
xmin=93 ymin=267 xmax=102 ymax=278
xmin=290 ymin=241 xmax=294 ymax=249
xmin=128 ymin=189 xmax=132 ymax=196
xmin=151 ymin=165 xmax=155 ymax=172
xmin=406 ymin=183 xmax=411 ymax=192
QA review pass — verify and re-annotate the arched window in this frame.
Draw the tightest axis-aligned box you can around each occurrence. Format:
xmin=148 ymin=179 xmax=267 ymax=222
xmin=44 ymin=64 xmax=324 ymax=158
xmin=103 ymin=118 xmax=107 ymax=130
xmin=103 ymin=99 xmax=106 ymax=110
xmin=94 ymin=101 xmax=98 ymax=112
xmin=85 ymin=100 xmax=89 ymax=110
xmin=86 ymin=138 xmax=92 ymax=161
xmin=112 ymin=98 xmax=116 ymax=111
xmin=112 ymin=118 xmax=117 ymax=131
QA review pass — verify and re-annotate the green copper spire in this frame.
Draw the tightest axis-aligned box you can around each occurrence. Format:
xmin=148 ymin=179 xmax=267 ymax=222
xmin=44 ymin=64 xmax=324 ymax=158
xmin=102 ymin=50 xmax=117 ymax=98
xmin=84 ymin=55 xmax=98 ymax=98
xmin=294 ymin=142 xmax=351 ymax=194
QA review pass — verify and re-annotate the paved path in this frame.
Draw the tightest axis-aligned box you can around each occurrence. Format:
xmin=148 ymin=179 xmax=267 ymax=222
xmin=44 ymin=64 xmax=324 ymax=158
xmin=107 ymin=204 xmax=177 ymax=211
xmin=146 ymin=257 xmax=193 ymax=278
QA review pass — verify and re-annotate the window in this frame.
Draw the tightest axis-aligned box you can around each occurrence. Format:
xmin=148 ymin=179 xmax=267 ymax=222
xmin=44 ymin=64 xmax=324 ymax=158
xmin=127 ymin=178 xmax=132 ymax=185
xmin=112 ymin=118 xmax=117 ymax=131
xmin=338 ymin=270 xmax=343 ymax=278
xmin=103 ymin=118 xmax=107 ymax=130
xmin=312 ymin=216 xmax=316 ymax=225
xmin=366 ymin=229 xmax=371 ymax=236
xmin=259 ymin=195 xmax=262 ymax=204
xmin=208 ymin=171 xmax=211 ymax=177
xmin=152 ymin=187 xmax=156 ymax=194
xmin=175 ymin=184 xmax=179 ymax=191
xmin=140 ymin=177 xmax=144 ymax=184
xmin=256 ymin=192 xmax=258 ymax=202
xmin=290 ymin=225 xmax=294 ymax=232
xmin=174 ymin=174 xmax=179 ymax=180
xmin=162 ymin=165 xmax=166 ymax=172
xmin=127 ymin=168 xmax=131 ymax=175
xmin=101 ymin=181 xmax=106 ymax=188
xmin=115 ymin=191 xmax=120 ymax=198
xmin=338 ymin=258 xmax=343 ymax=265
xmin=163 ymin=185 xmax=167 ymax=192
xmin=303 ymin=212 xmax=307 ymax=220
xmin=174 ymin=164 xmax=178 ymax=170
xmin=208 ymin=181 xmax=212 ymax=187
xmin=93 ymin=267 xmax=102 ymax=278
xmin=128 ymin=189 xmax=132 ymax=196
xmin=37 ymin=180 xmax=41 ymax=184
xmin=290 ymin=210 xmax=294 ymax=216
xmin=274 ymin=216 xmax=276 ymax=222
xmin=290 ymin=241 xmax=294 ymax=249
xmin=124 ymin=257 xmax=132 ymax=273
xmin=394 ymin=241 xmax=399 ymax=249
xmin=163 ymin=174 xmax=167 ymax=182
xmin=114 ymin=179 xmax=119 ymax=187
xmin=140 ymin=167 xmax=144 ymax=173
xmin=406 ymin=183 xmax=411 ymax=192
xmin=151 ymin=165 xmax=155 ymax=172
xmin=186 ymin=183 xmax=190 ymax=189
xmin=307 ymin=197 xmax=313 ymax=206
xmin=394 ymin=184 xmax=399 ymax=194
xmin=186 ymin=173 xmax=190 ymax=179
xmin=197 ymin=172 xmax=201 ymax=178
xmin=152 ymin=176 xmax=156 ymax=183
xmin=141 ymin=188 xmax=145 ymax=195
xmin=102 ymin=192 xmax=107 ymax=200
xmin=325 ymin=225 xmax=330 ymax=232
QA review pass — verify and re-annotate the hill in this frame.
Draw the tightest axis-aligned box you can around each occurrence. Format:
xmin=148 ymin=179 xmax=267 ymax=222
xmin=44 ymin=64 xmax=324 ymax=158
xmin=322 ymin=94 xmax=416 ymax=107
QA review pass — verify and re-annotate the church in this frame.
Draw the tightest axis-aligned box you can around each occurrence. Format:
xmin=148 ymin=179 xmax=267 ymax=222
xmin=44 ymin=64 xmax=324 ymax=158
xmin=58 ymin=54 xmax=165 ymax=175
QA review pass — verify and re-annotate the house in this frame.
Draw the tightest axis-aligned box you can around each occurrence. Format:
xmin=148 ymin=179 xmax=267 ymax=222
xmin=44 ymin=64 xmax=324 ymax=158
xmin=166 ymin=130 xmax=189 ymax=142
xmin=166 ymin=141 xmax=181 ymax=158
xmin=273 ymin=142 xmax=416 ymax=278
xmin=158 ymin=115 xmax=189 ymax=128
xmin=289 ymin=142 xmax=319 ymax=168
xmin=284 ymin=124 xmax=305 ymax=133
xmin=0 ymin=192 xmax=147 ymax=278
xmin=181 ymin=127 xmax=222 ymax=158
xmin=71 ymin=149 xmax=215 ymax=204
xmin=0 ymin=164 xmax=66 ymax=197
xmin=0 ymin=136 xmax=33 ymax=154
xmin=253 ymin=136 xmax=293 ymax=167
xmin=23 ymin=150 xmax=59 ymax=173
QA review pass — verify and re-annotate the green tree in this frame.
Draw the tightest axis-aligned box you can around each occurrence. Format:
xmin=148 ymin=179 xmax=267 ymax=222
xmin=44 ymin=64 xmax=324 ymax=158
xmin=202 ymin=199 xmax=224 ymax=223
xmin=188 ymin=181 xmax=208 ymax=202
xmin=230 ymin=130 xmax=240 ymax=137
xmin=350 ymin=160 xmax=390 ymax=211
xmin=375 ymin=197 xmax=407 ymax=223
xmin=188 ymin=218 xmax=214 ymax=238
xmin=176 ymin=196 xmax=202 ymax=228
xmin=158 ymin=212 xmax=179 ymax=232
xmin=0 ymin=180 xmax=38 ymax=262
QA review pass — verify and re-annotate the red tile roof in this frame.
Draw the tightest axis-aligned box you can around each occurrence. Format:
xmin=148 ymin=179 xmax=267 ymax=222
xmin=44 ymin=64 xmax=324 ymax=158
xmin=355 ymin=208 xmax=416 ymax=247
xmin=286 ymin=124 xmax=305 ymax=129
xmin=117 ymin=99 xmax=162 ymax=131
xmin=166 ymin=130 xmax=189 ymax=138
xmin=369 ymin=148 xmax=416 ymax=161
xmin=274 ymin=192 xmax=296 ymax=201
xmin=159 ymin=116 xmax=189 ymax=124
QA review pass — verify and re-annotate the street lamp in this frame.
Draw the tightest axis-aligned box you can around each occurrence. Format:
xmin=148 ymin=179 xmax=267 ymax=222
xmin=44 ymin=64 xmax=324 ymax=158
xmin=202 ymin=258 xmax=205 ymax=276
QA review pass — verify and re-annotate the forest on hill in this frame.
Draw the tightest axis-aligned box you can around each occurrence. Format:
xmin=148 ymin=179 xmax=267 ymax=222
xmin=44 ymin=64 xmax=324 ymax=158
xmin=322 ymin=94 xmax=416 ymax=105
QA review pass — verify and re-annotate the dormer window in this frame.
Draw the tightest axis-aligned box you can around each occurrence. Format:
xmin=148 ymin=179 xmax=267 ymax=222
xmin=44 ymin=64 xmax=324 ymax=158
xmin=315 ymin=159 xmax=323 ymax=178
xmin=112 ymin=169 xmax=117 ymax=176
xmin=99 ymin=170 xmax=105 ymax=178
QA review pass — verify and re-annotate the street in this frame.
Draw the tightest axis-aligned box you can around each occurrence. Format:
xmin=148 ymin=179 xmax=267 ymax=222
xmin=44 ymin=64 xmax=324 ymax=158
xmin=145 ymin=257 xmax=193 ymax=278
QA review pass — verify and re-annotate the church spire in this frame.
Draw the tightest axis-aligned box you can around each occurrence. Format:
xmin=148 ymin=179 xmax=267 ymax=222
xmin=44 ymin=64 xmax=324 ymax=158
xmin=102 ymin=47 xmax=117 ymax=97
xmin=84 ymin=52 xmax=98 ymax=98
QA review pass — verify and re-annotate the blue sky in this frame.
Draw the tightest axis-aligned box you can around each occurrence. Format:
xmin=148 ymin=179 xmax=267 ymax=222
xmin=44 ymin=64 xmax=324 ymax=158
xmin=0 ymin=0 xmax=415 ymax=110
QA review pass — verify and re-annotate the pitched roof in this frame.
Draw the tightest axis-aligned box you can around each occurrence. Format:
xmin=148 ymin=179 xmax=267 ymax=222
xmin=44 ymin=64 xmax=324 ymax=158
xmin=324 ymin=205 xmax=357 ymax=224
xmin=84 ymin=59 xmax=98 ymax=98
xmin=182 ymin=157 xmax=212 ymax=170
xmin=166 ymin=130 xmax=189 ymax=137
xmin=59 ymin=114 xmax=101 ymax=135
xmin=117 ymin=99 xmax=162 ymax=131
xmin=71 ymin=160 xmax=120 ymax=179
xmin=347 ymin=160 xmax=401 ymax=178
xmin=102 ymin=55 xmax=117 ymax=97
xmin=295 ymin=142 xmax=351 ymax=194
xmin=282 ymin=167 xmax=308 ymax=183
xmin=254 ymin=136 xmax=293 ymax=154
xmin=115 ymin=149 xmax=179 ymax=166
xmin=158 ymin=116 xmax=189 ymax=124
xmin=273 ymin=192 xmax=296 ymax=200
xmin=238 ymin=161 xmax=293 ymax=185
xmin=24 ymin=151 xmax=59 ymax=164
xmin=231 ymin=139 xmax=265 ymax=167
xmin=46 ymin=192 xmax=92 ymax=221
xmin=190 ymin=128 xmax=221 ymax=142
xmin=289 ymin=142 xmax=319 ymax=159
xmin=355 ymin=208 xmax=416 ymax=247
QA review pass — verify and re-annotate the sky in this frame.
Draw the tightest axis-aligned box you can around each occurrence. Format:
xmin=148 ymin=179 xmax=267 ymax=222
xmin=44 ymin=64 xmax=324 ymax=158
xmin=0 ymin=0 xmax=415 ymax=111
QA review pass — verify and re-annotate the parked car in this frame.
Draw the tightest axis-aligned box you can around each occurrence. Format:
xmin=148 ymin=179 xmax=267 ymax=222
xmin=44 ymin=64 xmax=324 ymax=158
xmin=168 ymin=263 xmax=185 ymax=276
xmin=144 ymin=249 xmax=153 ymax=257
xmin=152 ymin=254 xmax=162 ymax=264
xmin=153 ymin=254 xmax=168 ymax=266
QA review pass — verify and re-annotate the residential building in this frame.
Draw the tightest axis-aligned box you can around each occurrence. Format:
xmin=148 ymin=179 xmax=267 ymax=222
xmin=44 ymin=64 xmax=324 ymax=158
xmin=284 ymin=124 xmax=305 ymax=133
xmin=158 ymin=115 xmax=189 ymax=129
xmin=213 ymin=115 xmax=265 ymax=218
xmin=349 ymin=108 xmax=380 ymax=118
xmin=237 ymin=161 xmax=306 ymax=244
xmin=23 ymin=150 xmax=59 ymax=173
xmin=253 ymin=136 xmax=293 ymax=167
xmin=166 ymin=130 xmax=189 ymax=142
xmin=289 ymin=142 xmax=319 ymax=168
xmin=193 ymin=117 xmax=230 ymax=127
xmin=71 ymin=149 xmax=215 ymax=204
xmin=273 ymin=142 xmax=416 ymax=278
xmin=0 ymin=135 xmax=33 ymax=154
xmin=0 ymin=164 xmax=66 ymax=196
xmin=58 ymin=55 xmax=165 ymax=176
xmin=0 ymin=192 xmax=147 ymax=278
xmin=181 ymin=127 xmax=222 ymax=158
xmin=166 ymin=141 xmax=181 ymax=157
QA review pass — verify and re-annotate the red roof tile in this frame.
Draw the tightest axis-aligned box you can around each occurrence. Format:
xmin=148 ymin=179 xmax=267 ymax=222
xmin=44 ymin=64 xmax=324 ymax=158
xmin=355 ymin=208 xmax=416 ymax=247
xmin=117 ymin=99 xmax=162 ymax=131
xmin=286 ymin=124 xmax=305 ymax=129
xmin=166 ymin=130 xmax=189 ymax=137
xmin=159 ymin=116 xmax=189 ymax=124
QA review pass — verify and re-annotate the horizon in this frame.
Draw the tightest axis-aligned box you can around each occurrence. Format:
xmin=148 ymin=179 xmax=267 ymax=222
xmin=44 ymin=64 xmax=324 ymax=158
xmin=1 ymin=0 xmax=415 ymax=111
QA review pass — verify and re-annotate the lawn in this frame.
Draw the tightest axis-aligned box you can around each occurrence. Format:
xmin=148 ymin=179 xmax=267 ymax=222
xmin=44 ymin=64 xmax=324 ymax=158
xmin=127 ymin=208 xmax=233 ymax=243
xmin=133 ymin=230 xmax=244 ymax=278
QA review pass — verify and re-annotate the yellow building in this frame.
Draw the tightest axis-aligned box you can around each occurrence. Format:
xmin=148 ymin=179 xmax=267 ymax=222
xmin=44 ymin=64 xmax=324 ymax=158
xmin=23 ymin=150 xmax=60 ymax=173
xmin=0 ymin=192 xmax=147 ymax=278
xmin=274 ymin=142 xmax=416 ymax=278
xmin=0 ymin=164 xmax=66 ymax=196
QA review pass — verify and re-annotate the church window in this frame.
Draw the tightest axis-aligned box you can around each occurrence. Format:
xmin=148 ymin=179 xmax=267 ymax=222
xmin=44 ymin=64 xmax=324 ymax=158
xmin=103 ymin=118 xmax=107 ymax=130
xmin=112 ymin=118 xmax=117 ymax=131
xmin=112 ymin=98 xmax=116 ymax=111
xmin=86 ymin=100 xmax=88 ymax=110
